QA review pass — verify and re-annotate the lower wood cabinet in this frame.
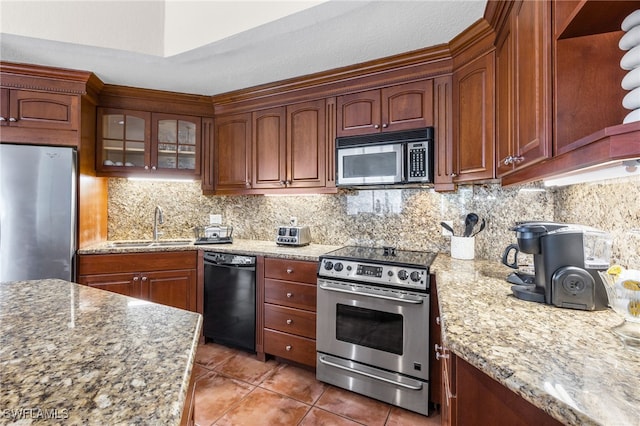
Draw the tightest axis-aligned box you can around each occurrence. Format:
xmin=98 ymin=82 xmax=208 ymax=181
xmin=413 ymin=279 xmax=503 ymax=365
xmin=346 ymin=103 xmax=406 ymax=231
xmin=77 ymin=251 xmax=197 ymax=312
xmin=262 ymin=257 xmax=317 ymax=367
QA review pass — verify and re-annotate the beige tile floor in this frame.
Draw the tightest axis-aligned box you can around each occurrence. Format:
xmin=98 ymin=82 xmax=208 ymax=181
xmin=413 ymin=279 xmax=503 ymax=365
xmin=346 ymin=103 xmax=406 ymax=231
xmin=193 ymin=342 xmax=441 ymax=426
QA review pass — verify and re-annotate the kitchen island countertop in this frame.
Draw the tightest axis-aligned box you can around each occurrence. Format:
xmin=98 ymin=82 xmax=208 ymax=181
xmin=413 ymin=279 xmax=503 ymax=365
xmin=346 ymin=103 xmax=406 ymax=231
xmin=78 ymin=238 xmax=342 ymax=262
xmin=431 ymin=255 xmax=640 ymax=426
xmin=0 ymin=279 xmax=202 ymax=425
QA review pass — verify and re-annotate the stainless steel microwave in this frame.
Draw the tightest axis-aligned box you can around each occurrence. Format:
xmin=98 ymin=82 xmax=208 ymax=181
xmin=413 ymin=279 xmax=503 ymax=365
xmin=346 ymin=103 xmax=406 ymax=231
xmin=336 ymin=127 xmax=434 ymax=187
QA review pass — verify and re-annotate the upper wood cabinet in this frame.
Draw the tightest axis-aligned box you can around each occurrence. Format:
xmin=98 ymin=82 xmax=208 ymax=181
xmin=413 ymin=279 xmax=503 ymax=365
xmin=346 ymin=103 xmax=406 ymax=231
xmin=286 ymin=99 xmax=327 ymax=189
xmin=252 ymin=107 xmax=286 ymax=189
xmin=336 ymin=80 xmax=434 ymax=137
xmin=433 ymin=76 xmax=455 ymax=191
xmin=495 ymin=0 xmax=551 ymax=177
xmin=214 ymin=112 xmax=252 ymax=192
xmin=452 ymin=51 xmax=496 ymax=183
xmin=0 ymin=88 xmax=79 ymax=131
xmin=97 ymin=108 xmax=201 ymax=177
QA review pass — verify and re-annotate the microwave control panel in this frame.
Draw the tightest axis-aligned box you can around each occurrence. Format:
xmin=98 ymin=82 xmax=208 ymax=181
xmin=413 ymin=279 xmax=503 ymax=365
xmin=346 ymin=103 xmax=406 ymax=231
xmin=406 ymin=141 xmax=432 ymax=183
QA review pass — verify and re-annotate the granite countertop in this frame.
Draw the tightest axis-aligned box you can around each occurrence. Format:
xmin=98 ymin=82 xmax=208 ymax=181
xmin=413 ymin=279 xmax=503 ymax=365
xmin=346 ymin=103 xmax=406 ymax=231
xmin=431 ymin=255 xmax=640 ymax=426
xmin=0 ymin=279 xmax=202 ymax=425
xmin=78 ymin=238 xmax=342 ymax=262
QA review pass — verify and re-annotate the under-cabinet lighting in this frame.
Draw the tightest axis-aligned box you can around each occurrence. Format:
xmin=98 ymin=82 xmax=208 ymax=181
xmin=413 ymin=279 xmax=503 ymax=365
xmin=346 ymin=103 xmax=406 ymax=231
xmin=543 ymin=159 xmax=640 ymax=187
xmin=127 ymin=177 xmax=195 ymax=183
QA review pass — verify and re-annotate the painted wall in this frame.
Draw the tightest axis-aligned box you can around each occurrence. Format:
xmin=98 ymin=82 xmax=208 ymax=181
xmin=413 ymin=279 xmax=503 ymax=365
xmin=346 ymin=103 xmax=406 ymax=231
xmin=107 ymin=176 xmax=639 ymax=267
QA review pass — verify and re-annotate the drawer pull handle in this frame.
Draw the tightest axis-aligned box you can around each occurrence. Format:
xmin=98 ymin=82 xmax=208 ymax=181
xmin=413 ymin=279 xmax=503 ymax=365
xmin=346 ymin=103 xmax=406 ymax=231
xmin=286 ymin=292 xmax=293 ymax=298
xmin=285 ymin=345 xmax=292 ymax=351
xmin=286 ymin=319 xmax=293 ymax=325
xmin=286 ymin=268 xmax=293 ymax=274
xmin=436 ymin=316 xmax=441 ymax=325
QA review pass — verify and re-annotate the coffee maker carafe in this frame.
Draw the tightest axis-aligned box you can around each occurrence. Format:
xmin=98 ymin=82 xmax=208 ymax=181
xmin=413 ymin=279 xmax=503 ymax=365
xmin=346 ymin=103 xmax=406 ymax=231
xmin=507 ymin=222 xmax=612 ymax=311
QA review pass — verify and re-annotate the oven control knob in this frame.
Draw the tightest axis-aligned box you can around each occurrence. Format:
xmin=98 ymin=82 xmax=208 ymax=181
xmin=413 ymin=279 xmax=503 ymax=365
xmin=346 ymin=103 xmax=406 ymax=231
xmin=398 ymin=270 xmax=409 ymax=280
xmin=346 ymin=265 xmax=352 ymax=271
xmin=387 ymin=270 xmax=394 ymax=277
xmin=410 ymin=271 xmax=422 ymax=282
xmin=334 ymin=262 xmax=344 ymax=272
xmin=324 ymin=261 xmax=334 ymax=270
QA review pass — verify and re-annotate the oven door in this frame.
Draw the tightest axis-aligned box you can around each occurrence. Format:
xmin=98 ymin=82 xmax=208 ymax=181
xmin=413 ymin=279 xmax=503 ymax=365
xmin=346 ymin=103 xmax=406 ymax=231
xmin=316 ymin=278 xmax=429 ymax=380
xmin=336 ymin=143 xmax=403 ymax=186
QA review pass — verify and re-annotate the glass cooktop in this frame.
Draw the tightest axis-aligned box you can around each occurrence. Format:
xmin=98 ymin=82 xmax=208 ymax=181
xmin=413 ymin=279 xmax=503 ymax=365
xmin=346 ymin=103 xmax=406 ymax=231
xmin=322 ymin=246 xmax=437 ymax=268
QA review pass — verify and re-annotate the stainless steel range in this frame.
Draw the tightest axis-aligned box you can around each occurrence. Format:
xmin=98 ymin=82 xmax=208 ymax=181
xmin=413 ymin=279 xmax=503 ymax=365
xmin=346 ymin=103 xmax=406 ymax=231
xmin=316 ymin=246 xmax=436 ymax=416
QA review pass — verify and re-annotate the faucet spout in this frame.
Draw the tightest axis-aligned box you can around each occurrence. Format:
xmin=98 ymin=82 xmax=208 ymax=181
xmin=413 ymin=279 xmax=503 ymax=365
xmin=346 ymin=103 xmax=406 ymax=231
xmin=153 ymin=206 xmax=164 ymax=241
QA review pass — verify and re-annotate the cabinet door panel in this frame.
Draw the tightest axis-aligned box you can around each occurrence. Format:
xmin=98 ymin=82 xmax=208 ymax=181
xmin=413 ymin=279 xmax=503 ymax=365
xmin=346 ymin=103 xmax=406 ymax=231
xmin=152 ymin=113 xmax=201 ymax=175
xmin=434 ymin=76 xmax=455 ymax=191
xmin=215 ymin=113 xmax=251 ymax=190
xmin=513 ymin=0 xmax=550 ymax=169
xmin=253 ymin=107 xmax=286 ymax=188
xmin=79 ymin=273 xmax=140 ymax=298
xmin=264 ymin=279 xmax=316 ymax=311
xmin=337 ymin=89 xmax=381 ymax=137
xmin=287 ymin=99 xmax=326 ymax=187
xmin=453 ymin=52 xmax=495 ymax=182
xmin=496 ymin=23 xmax=514 ymax=177
xmin=382 ymin=80 xmax=433 ymax=132
xmin=145 ymin=269 xmax=196 ymax=311
xmin=264 ymin=304 xmax=316 ymax=339
xmin=264 ymin=329 xmax=316 ymax=367
xmin=9 ymin=90 xmax=78 ymax=131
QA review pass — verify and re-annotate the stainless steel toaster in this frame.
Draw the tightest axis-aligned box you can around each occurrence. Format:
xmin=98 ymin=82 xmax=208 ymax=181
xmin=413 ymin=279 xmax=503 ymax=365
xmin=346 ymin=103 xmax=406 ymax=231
xmin=276 ymin=225 xmax=311 ymax=246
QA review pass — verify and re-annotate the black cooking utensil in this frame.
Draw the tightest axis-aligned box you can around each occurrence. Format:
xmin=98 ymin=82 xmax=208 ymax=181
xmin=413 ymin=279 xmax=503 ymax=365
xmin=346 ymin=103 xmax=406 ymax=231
xmin=471 ymin=218 xmax=486 ymax=237
xmin=440 ymin=221 xmax=455 ymax=236
xmin=463 ymin=213 xmax=479 ymax=237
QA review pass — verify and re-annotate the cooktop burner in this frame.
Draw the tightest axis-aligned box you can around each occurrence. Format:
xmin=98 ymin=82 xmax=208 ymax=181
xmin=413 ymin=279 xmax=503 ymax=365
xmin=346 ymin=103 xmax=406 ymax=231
xmin=322 ymin=246 xmax=436 ymax=268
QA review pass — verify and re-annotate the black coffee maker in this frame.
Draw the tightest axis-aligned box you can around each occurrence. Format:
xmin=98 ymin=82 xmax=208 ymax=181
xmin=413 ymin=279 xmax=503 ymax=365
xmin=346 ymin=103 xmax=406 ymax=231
xmin=504 ymin=221 xmax=611 ymax=311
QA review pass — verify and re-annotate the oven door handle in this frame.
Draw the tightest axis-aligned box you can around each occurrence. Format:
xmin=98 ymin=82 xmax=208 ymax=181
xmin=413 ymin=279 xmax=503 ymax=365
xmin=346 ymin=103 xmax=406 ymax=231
xmin=318 ymin=282 xmax=424 ymax=304
xmin=318 ymin=355 xmax=423 ymax=391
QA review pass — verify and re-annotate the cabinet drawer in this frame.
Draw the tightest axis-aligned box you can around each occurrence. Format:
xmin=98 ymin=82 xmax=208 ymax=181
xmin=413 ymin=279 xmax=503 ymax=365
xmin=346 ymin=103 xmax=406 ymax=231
xmin=264 ymin=279 xmax=316 ymax=311
xmin=264 ymin=304 xmax=316 ymax=339
xmin=264 ymin=258 xmax=317 ymax=284
xmin=264 ymin=329 xmax=316 ymax=367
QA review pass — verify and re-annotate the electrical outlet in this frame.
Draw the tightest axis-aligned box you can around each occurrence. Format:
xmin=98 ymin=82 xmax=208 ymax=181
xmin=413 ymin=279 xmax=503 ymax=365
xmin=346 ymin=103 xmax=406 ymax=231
xmin=209 ymin=214 xmax=222 ymax=225
xmin=290 ymin=216 xmax=298 ymax=226
xmin=441 ymin=220 xmax=454 ymax=236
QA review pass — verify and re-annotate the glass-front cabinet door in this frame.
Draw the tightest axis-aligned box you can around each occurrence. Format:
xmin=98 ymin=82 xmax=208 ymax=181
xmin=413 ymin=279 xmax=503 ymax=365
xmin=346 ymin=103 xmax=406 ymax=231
xmin=98 ymin=108 xmax=151 ymax=172
xmin=152 ymin=114 xmax=201 ymax=175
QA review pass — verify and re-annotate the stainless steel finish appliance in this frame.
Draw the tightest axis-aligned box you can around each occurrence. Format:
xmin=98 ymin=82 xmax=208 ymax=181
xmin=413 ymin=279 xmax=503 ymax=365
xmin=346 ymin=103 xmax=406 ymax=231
xmin=336 ymin=127 xmax=434 ymax=187
xmin=276 ymin=225 xmax=311 ymax=246
xmin=316 ymin=246 xmax=436 ymax=415
xmin=203 ymin=252 xmax=256 ymax=352
xmin=507 ymin=222 xmax=612 ymax=311
xmin=0 ymin=144 xmax=76 ymax=282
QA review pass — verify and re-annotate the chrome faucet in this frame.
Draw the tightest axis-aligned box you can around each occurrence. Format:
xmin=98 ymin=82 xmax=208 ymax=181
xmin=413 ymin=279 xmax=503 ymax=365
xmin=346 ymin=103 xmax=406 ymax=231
xmin=153 ymin=206 xmax=164 ymax=241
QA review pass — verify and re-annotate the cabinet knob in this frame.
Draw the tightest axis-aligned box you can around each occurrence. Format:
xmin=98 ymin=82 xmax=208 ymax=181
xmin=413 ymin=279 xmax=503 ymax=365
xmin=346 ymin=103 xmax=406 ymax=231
xmin=286 ymin=292 xmax=293 ymax=298
xmin=133 ymin=276 xmax=139 ymax=281
xmin=382 ymin=123 xmax=388 ymax=128
xmin=435 ymin=344 xmax=443 ymax=351
xmin=435 ymin=351 xmax=449 ymax=361
xmin=503 ymin=156 xmax=514 ymax=165
xmin=280 ymin=180 xmax=286 ymax=186
xmin=451 ymin=173 xmax=457 ymax=177
xmin=286 ymin=319 xmax=293 ymax=325
xmin=151 ymin=166 xmax=157 ymax=171
xmin=436 ymin=316 xmax=441 ymax=325
xmin=513 ymin=155 xmax=525 ymax=164
xmin=144 ymin=165 xmax=149 ymax=170
xmin=141 ymin=276 xmax=148 ymax=281
xmin=0 ymin=117 xmax=6 ymax=122
xmin=286 ymin=180 xmax=292 ymax=185
xmin=245 ymin=182 xmax=251 ymax=188
xmin=285 ymin=345 xmax=292 ymax=351
xmin=374 ymin=124 xmax=380 ymax=129
xmin=286 ymin=268 xmax=293 ymax=274
xmin=8 ymin=117 xmax=17 ymax=122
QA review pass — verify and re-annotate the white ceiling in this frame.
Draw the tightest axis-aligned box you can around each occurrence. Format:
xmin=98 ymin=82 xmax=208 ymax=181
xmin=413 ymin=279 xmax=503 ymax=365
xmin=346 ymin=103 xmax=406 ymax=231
xmin=0 ymin=1 xmax=487 ymax=96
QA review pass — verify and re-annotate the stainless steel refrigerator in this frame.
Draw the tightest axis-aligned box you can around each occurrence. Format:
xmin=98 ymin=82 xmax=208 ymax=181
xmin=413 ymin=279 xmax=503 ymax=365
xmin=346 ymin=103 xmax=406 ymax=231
xmin=0 ymin=144 xmax=77 ymax=282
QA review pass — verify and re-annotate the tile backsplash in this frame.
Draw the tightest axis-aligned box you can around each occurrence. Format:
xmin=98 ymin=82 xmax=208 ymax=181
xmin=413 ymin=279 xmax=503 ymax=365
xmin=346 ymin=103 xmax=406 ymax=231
xmin=108 ymin=175 xmax=639 ymax=267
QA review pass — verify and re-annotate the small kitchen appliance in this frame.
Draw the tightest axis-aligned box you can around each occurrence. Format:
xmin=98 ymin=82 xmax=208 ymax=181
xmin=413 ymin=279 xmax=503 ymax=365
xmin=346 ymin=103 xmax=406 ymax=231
xmin=194 ymin=225 xmax=233 ymax=244
xmin=276 ymin=225 xmax=311 ymax=246
xmin=336 ymin=127 xmax=434 ymax=187
xmin=316 ymin=246 xmax=436 ymax=415
xmin=507 ymin=222 xmax=612 ymax=311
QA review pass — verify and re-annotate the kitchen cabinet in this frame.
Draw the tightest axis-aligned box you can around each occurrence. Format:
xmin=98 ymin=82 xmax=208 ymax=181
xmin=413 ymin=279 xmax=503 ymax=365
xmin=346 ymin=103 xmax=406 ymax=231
xmin=0 ymin=88 xmax=79 ymax=131
xmin=262 ymin=257 xmax=317 ymax=367
xmin=77 ymin=251 xmax=197 ymax=312
xmin=429 ymin=276 xmax=442 ymax=407
xmin=97 ymin=108 xmax=201 ymax=177
xmin=336 ymin=80 xmax=434 ymax=137
xmin=452 ymin=50 xmax=496 ymax=182
xmin=252 ymin=107 xmax=286 ymax=189
xmin=433 ymin=75 xmax=455 ymax=191
xmin=495 ymin=0 xmax=552 ymax=177
xmin=214 ymin=112 xmax=252 ymax=192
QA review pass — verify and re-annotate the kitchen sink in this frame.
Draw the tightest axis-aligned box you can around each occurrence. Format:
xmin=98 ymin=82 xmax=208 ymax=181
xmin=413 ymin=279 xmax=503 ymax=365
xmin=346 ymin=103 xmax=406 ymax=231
xmin=107 ymin=240 xmax=192 ymax=248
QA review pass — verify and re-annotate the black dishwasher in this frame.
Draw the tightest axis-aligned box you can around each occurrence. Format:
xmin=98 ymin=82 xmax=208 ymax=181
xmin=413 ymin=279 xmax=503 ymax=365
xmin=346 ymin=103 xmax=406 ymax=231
xmin=203 ymin=252 xmax=256 ymax=353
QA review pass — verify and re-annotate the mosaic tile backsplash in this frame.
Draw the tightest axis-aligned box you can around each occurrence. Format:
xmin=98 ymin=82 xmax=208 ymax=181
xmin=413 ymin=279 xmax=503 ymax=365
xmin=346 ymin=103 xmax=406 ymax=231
xmin=107 ymin=175 xmax=639 ymax=267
